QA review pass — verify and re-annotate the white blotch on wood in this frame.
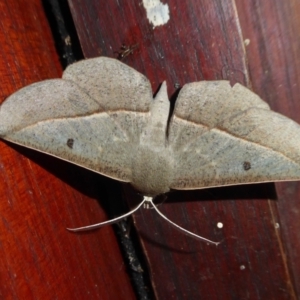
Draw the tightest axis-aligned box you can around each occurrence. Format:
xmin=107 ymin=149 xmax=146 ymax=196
xmin=142 ymin=0 xmax=170 ymax=27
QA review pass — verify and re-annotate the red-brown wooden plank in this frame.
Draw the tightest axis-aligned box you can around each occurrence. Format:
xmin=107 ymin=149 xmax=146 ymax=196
xmin=0 ymin=1 xmax=135 ymax=299
xmin=69 ymin=0 xmax=299 ymax=298
xmin=236 ymin=0 xmax=300 ymax=296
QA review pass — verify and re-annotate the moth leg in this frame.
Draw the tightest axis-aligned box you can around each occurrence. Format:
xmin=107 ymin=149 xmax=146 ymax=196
xmin=143 ymin=195 xmax=167 ymax=209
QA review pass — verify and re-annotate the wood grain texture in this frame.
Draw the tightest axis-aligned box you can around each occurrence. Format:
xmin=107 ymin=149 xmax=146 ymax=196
xmin=236 ymin=0 xmax=300 ymax=296
xmin=67 ymin=1 xmax=300 ymax=299
xmin=0 ymin=1 xmax=135 ymax=299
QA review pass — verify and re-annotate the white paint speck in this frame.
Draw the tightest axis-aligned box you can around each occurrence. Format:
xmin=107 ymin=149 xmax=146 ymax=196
xmin=142 ymin=0 xmax=170 ymax=28
xmin=217 ymin=222 xmax=223 ymax=228
xmin=240 ymin=265 xmax=246 ymax=270
xmin=275 ymin=223 xmax=280 ymax=229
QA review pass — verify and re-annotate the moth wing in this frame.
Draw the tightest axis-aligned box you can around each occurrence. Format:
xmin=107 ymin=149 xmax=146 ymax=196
xmin=169 ymin=81 xmax=300 ymax=190
xmin=62 ymin=57 xmax=152 ymax=112
xmin=0 ymin=58 xmax=153 ymax=182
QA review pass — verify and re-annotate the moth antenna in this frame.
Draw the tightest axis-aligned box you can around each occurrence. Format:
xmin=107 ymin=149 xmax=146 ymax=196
xmin=66 ymin=197 xmax=147 ymax=232
xmin=148 ymin=197 xmax=220 ymax=246
xmin=67 ymin=196 xmax=220 ymax=245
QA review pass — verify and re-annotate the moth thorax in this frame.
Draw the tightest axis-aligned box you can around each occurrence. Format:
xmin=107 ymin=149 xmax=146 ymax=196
xmin=131 ymin=146 xmax=173 ymax=196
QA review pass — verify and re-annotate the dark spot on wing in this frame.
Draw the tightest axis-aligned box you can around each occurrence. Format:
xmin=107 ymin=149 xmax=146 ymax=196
xmin=243 ymin=161 xmax=251 ymax=171
xmin=67 ymin=138 xmax=74 ymax=149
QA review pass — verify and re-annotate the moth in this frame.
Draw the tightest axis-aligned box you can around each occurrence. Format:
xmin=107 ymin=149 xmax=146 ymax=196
xmin=1 ymin=57 xmax=300 ymax=244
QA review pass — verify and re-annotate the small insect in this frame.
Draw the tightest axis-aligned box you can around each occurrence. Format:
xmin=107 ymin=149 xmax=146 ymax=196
xmin=116 ymin=43 xmax=139 ymax=60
